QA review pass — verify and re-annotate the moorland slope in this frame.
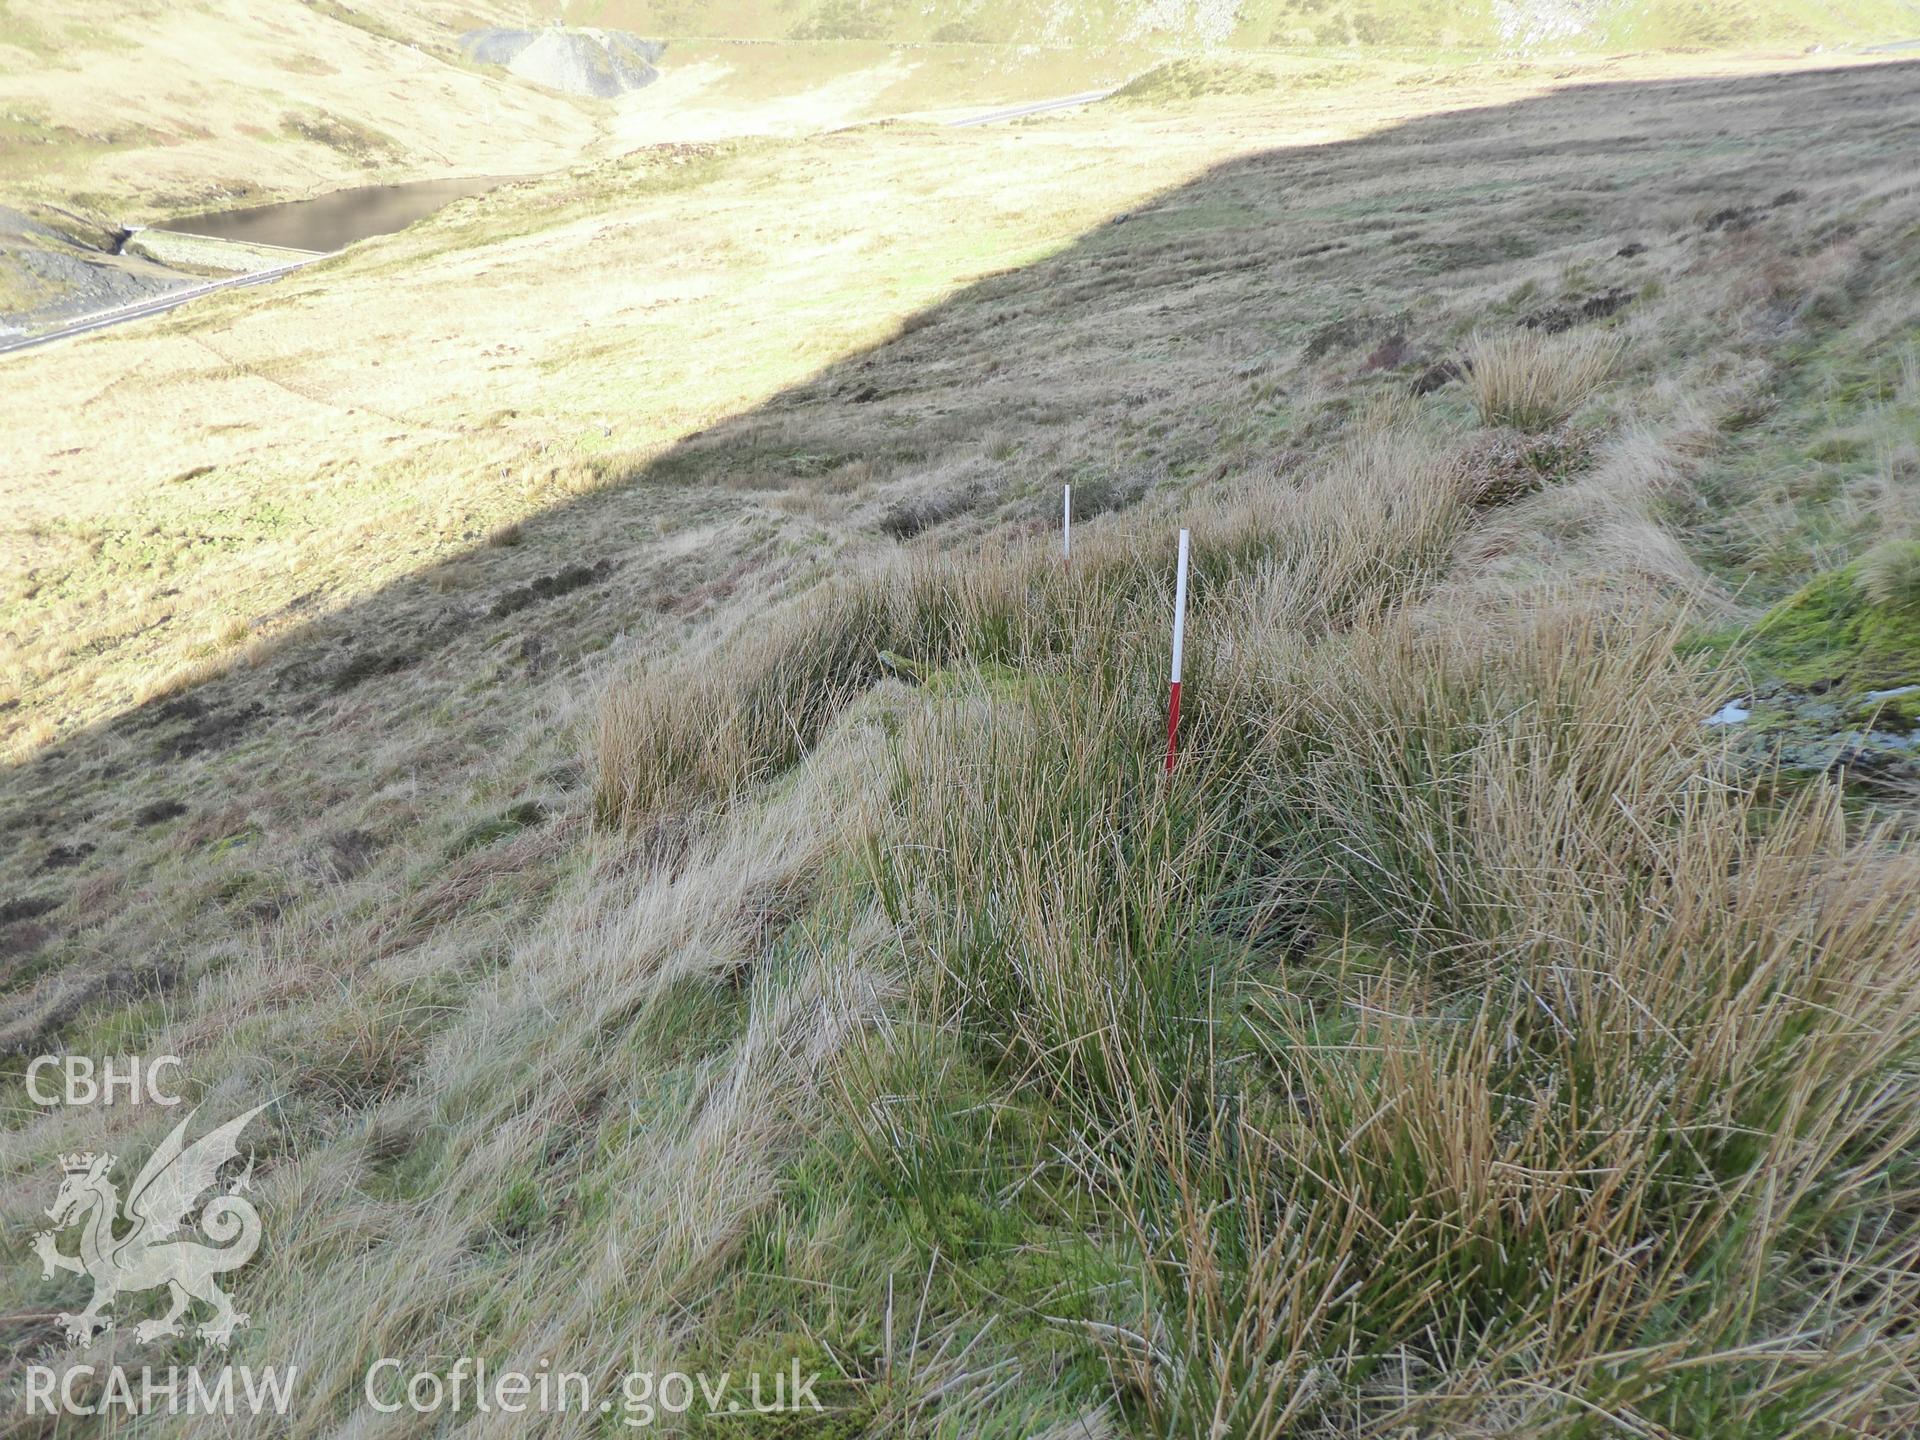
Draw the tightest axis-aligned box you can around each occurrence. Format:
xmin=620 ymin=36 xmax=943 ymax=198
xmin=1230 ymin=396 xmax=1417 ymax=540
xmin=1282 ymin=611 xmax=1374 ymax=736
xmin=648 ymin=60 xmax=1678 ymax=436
xmin=4 ymin=43 xmax=1920 ymax=1437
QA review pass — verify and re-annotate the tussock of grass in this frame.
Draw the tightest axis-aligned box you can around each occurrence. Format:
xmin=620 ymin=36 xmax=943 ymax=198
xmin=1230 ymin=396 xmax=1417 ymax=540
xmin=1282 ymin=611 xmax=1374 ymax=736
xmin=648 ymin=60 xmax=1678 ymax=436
xmin=1465 ymin=327 xmax=1625 ymax=431
xmin=596 ymin=409 xmax=1474 ymax=826
xmin=596 ymin=579 xmax=900 ymax=823
xmin=131 ymin=649 xmax=237 ymax=705
xmin=1859 ymin=537 xmax=1920 ymax=610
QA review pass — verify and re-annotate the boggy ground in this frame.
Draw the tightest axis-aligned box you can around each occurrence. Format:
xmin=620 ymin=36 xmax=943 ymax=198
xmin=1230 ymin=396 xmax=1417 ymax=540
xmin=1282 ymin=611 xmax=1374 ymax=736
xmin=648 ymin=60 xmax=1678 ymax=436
xmin=3 ymin=52 xmax=1920 ymax=1437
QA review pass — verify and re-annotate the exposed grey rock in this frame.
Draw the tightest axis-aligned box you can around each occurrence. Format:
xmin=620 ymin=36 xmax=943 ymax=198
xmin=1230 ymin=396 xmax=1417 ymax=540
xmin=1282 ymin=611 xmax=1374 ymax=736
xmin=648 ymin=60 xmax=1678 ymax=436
xmin=1 ymin=204 xmax=192 ymax=332
xmin=459 ymin=27 xmax=663 ymax=99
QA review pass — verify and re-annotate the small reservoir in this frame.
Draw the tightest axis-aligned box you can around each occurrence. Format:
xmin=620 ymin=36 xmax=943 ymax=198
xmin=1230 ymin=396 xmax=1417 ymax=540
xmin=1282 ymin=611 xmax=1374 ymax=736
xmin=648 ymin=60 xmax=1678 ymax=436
xmin=155 ymin=176 xmax=519 ymax=253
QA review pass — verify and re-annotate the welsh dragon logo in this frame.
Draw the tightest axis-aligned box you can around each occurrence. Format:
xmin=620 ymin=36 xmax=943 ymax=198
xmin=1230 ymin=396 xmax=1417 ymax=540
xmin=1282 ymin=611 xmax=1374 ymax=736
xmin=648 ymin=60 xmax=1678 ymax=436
xmin=33 ymin=1103 xmax=269 ymax=1348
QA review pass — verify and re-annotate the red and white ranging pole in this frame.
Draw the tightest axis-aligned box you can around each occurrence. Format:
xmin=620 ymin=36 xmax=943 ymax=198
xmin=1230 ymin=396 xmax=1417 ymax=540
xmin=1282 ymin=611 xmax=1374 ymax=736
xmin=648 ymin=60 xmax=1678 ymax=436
xmin=1165 ymin=528 xmax=1189 ymax=775
xmin=1063 ymin=484 xmax=1072 ymax=567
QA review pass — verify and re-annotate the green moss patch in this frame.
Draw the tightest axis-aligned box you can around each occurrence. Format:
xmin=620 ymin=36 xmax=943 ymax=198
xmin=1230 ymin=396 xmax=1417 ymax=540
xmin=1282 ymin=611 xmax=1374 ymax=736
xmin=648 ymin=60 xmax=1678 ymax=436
xmin=1743 ymin=561 xmax=1920 ymax=697
xmin=1688 ymin=559 xmax=1920 ymax=789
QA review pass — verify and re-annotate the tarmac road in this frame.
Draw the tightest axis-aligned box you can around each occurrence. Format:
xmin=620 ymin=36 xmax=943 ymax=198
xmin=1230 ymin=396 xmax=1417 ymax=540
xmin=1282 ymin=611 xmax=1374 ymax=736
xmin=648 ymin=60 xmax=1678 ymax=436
xmin=0 ymin=253 xmax=323 ymax=358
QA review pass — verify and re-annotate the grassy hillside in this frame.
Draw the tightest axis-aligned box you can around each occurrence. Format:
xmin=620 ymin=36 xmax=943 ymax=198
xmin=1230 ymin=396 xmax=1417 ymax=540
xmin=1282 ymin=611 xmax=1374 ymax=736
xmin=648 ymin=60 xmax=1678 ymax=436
xmin=565 ymin=0 xmax=1920 ymax=48
xmin=0 ymin=0 xmax=609 ymax=217
xmin=5 ymin=45 xmax=1920 ymax=1436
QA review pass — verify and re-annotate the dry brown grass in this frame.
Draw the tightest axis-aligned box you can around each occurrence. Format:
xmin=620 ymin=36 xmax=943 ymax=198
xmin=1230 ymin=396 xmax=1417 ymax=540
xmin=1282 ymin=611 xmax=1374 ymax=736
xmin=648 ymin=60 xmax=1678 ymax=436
xmin=1465 ymin=326 xmax=1626 ymax=431
xmin=594 ymin=403 xmax=1477 ymax=827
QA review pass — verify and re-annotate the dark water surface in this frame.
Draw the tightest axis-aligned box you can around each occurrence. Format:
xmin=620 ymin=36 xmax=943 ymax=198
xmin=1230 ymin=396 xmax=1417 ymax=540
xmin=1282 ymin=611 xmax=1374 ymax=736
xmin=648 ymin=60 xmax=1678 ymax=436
xmin=154 ymin=176 xmax=521 ymax=252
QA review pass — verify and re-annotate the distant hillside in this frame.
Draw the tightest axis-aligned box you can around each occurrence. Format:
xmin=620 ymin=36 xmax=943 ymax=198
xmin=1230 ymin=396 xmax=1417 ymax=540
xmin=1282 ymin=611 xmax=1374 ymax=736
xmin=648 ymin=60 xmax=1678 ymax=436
xmin=564 ymin=0 xmax=1920 ymax=49
xmin=0 ymin=0 xmax=599 ymax=217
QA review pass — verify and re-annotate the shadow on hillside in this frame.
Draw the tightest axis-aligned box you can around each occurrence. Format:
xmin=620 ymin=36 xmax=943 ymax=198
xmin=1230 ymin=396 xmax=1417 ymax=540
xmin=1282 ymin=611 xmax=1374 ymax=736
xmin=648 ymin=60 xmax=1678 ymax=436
xmin=3 ymin=58 xmax=1917 ymax=1045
